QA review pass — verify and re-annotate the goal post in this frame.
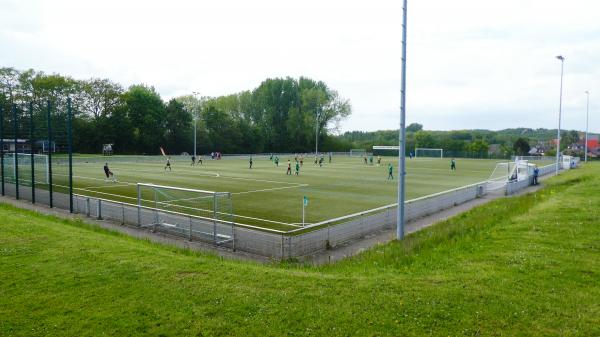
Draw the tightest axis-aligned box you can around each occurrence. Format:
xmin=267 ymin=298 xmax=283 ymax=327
xmin=415 ymin=148 xmax=443 ymax=158
xmin=3 ymin=153 xmax=50 ymax=185
xmin=349 ymin=149 xmax=368 ymax=157
xmin=136 ymin=183 xmax=233 ymax=245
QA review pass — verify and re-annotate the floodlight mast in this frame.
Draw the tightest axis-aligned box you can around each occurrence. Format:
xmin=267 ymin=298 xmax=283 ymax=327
xmin=555 ymin=56 xmax=565 ymax=175
xmin=585 ymin=91 xmax=590 ymax=162
xmin=397 ymin=0 xmax=408 ymax=240
xmin=192 ymin=91 xmax=201 ymax=159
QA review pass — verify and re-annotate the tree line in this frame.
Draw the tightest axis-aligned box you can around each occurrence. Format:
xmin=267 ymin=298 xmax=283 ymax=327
xmin=0 ymin=67 xmax=351 ymax=155
xmin=342 ymin=123 xmax=586 ymax=157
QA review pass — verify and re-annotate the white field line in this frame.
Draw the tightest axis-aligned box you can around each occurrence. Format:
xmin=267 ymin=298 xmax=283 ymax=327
xmin=76 ymin=163 xmax=306 ymax=186
xmin=54 ymin=173 xmax=138 ymax=186
xmin=106 ymin=167 xmax=221 ymax=178
xmin=85 ymin=183 xmax=134 ymax=190
xmin=54 ymin=184 xmax=300 ymax=227
xmin=233 ymin=184 xmax=308 ymax=195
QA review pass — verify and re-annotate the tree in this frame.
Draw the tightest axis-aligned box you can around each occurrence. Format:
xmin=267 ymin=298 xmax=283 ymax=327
xmin=122 ymin=85 xmax=166 ymax=154
xmin=406 ymin=123 xmax=423 ymax=133
xmin=414 ymin=131 xmax=437 ymax=148
xmin=467 ymin=139 xmax=489 ymax=154
xmin=78 ymin=78 xmax=123 ymax=119
xmin=513 ymin=137 xmax=531 ymax=156
xmin=164 ymin=99 xmax=193 ymax=154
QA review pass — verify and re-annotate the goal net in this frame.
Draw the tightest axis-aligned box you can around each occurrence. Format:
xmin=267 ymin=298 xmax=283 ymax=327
xmin=2 ymin=153 xmax=50 ymax=185
xmin=350 ymin=149 xmax=368 ymax=157
xmin=415 ymin=148 xmax=443 ymax=158
xmin=136 ymin=183 xmax=233 ymax=245
xmin=488 ymin=160 xmax=534 ymax=190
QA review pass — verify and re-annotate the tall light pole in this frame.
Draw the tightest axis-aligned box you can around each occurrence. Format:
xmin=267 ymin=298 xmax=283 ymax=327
xmin=315 ymin=106 xmax=320 ymax=155
xmin=585 ymin=91 xmax=590 ymax=162
xmin=397 ymin=0 xmax=408 ymax=240
xmin=192 ymin=91 xmax=201 ymax=159
xmin=555 ymin=55 xmax=565 ymax=175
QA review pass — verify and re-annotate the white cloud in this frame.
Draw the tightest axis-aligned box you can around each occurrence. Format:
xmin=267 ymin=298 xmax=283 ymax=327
xmin=1 ymin=0 xmax=598 ymax=132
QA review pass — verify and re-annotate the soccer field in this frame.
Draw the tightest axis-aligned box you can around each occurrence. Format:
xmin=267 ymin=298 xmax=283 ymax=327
xmin=45 ymin=155 xmax=501 ymax=231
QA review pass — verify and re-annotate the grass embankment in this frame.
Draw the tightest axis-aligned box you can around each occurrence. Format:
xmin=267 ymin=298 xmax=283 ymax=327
xmin=1 ymin=164 xmax=599 ymax=336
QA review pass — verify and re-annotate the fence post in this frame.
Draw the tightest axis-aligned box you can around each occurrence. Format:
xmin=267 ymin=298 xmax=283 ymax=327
xmin=67 ymin=98 xmax=73 ymax=213
xmin=0 ymin=104 xmax=4 ymax=196
xmin=86 ymin=198 xmax=90 ymax=217
xmin=29 ymin=102 xmax=35 ymax=204
xmin=189 ymin=216 xmax=192 ymax=241
xmin=231 ymin=222 xmax=235 ymax=251
xmin=12 ymin=104 xmax=19 ymax=200
xmin=136 ymin=184 xmax=141 ymax=226
xmin=97 ymin=199 xmax=102 ymax=220
xmin=46 ymin=100 xmax=53 ymax=208
xmin=281 ymin=235 xmax=284 ymax=260
xmin=213 ymin=194 xmax=217 ymax=244
xmin=121 ymin=202 xmax=125 ymax=225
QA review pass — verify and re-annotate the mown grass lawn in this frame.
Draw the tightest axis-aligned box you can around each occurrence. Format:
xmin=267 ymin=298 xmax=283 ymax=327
xmin=1 ymin=164 xmax=599 ymax=336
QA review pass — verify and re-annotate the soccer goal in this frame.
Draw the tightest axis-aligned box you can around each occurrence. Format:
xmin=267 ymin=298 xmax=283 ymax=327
xmin=2 ymin=153 xmax=50 ymax=185
xmin=415 ymin=148 xmax=443 ymax=158
xmin=350 ymin=149 xmax=368 ymax=157
xmin=350 ymin=149 xmax=367 ymax=157
xmin=136 ymin=183 xmax=233 ymax=245
xmin=488 ymin=160 xmax=534 ymax=190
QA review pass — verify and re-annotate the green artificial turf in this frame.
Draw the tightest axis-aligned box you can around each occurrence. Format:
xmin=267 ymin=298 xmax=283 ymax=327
xmin=32 ymin=155 xmax=505 ymax=229
xmin=1 ymin=163 xmax=598 ymax=336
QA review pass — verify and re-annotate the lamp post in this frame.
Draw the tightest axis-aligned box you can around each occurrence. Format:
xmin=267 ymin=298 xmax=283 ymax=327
xmin=585 ymin=91 xmax=590 ymax=162
xmin=397 ymin=0 xmax=408 ymax=240
xmin=555 ymin=55 xmax=565 ymax=175
xmin=315 ymin=105 xmax=320 ymax=156
xmin=192 ymin=91 xmax=201 ymax=159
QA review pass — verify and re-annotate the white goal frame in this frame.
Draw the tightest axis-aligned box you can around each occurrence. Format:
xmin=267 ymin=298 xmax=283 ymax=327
xmin=350 ymin=149 xmax=368 ymax=157
xmin=4 ymin=153 xmax=50 ymax=184
xmin=415 ymin=148 xmax=444 ymax=158
xmin=136 ymin=183 xmax=233 ymax=244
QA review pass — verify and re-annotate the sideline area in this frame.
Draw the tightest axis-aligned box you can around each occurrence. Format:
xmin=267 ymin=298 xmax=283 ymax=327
xmin=1 ymin=164 xmax=598 ymax=335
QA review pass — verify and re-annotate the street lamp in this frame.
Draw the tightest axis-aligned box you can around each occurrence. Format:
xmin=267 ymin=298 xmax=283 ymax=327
xmin=585 ymin=91 xmax=590 ymax=162
xmin=555 ymin=55 xmax=565 ymax=175
xmin=192 ymin=91 xmax=201 ymax=159
xmin=397 ymin=0 xmax=408 ymax=240
xmin=315 ymin=105 xmax=320 ymax=156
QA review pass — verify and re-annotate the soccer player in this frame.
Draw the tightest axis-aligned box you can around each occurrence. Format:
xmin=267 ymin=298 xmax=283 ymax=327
xmin=328 ymin=152 xmax=332 ymax=163
xmin=191 ymin=155 xmax=196 ymax=166
xmin=369 ymin=155 xmax=373 ymax=165
xmin=269 ymin=153 xmax=273 ymax=161
xmin=450 ymin=158 xmax=456 ymax=171
xmin=318 ymin=156 xmax=324 ymax=167
xmin=103 ymin=163 xmax=116 ymax=182
xmin=275 ymin=156 xmax=279 ymax=166
xmin=387 ymin=163 xmax=394 ymax=180
xmin=295 ymin=161 xmax=300 ymax=175
xmin=300 ymin=156 xmax=303 ymax=167
xmin=165 ymin=157 xmax=172 ymax=171
xmin=249 ymin=156 xmax=253 ymax=169
xmin=364 ymin=156 xmax=368 ymax=164
xmin=286 ymin=160 xmax=292 ymax=175
xmin=198 ymin=155 xmax=203 ymax=165
xmin=377 ymin=155 xmax=381 ymax=166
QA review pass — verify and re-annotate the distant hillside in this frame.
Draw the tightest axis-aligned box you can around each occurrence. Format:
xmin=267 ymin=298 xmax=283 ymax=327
xmin=336 ymin=124 xmax=594 ymax=156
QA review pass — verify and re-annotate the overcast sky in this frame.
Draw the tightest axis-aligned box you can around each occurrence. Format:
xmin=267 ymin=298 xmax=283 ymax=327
xmin=1 ymin=0 xmax=598 ymax=133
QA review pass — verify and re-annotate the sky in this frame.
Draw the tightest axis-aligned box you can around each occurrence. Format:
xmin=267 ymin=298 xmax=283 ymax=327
xmin=1 ymin=0 xmax=599 ymax=133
